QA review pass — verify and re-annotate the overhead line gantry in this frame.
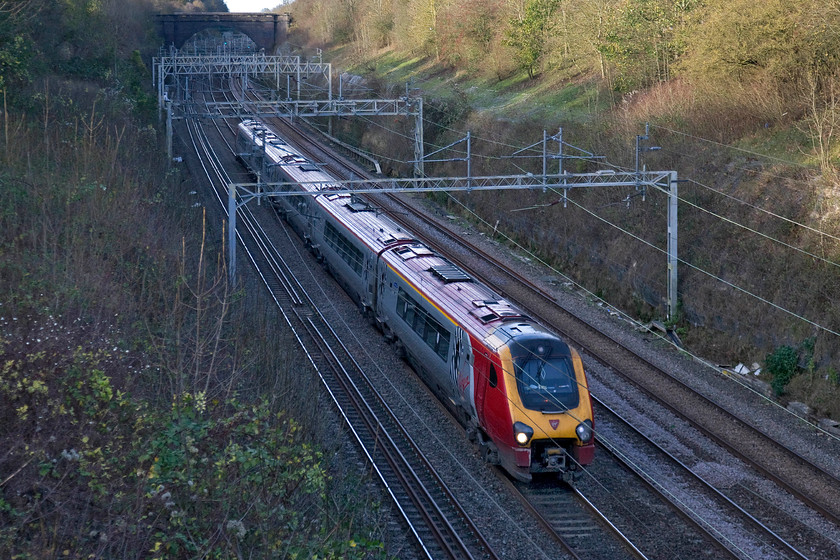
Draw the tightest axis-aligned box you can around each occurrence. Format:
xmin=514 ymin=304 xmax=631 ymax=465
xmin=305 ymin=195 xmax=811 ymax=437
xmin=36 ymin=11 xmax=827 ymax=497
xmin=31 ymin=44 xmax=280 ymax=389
xmin=153 ymin=54 xmax=332 ymax=107
xmin=226 ymin=167 xmax=679 ymax=322
xmin=154 ymin=49 xmax=678 ymax=321
xmin=153 ymin=52 xmax=426 ymax=177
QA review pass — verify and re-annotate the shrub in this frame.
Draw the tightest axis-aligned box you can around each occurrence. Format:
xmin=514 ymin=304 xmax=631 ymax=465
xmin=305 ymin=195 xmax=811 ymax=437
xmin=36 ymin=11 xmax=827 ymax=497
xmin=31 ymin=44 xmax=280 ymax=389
xmin=765 ymin=345 xmax=799 ymax=396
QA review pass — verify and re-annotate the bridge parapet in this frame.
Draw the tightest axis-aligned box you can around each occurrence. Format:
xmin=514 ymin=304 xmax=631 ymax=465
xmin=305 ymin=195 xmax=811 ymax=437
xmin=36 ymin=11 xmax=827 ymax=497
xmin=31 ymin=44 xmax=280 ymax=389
xmin=155 ymin=12 xmax=291 ymax=53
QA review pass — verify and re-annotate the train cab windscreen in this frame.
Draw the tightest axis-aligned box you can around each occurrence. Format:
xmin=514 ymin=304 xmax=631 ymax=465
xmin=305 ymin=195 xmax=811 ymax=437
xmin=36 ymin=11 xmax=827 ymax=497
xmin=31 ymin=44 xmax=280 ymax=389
xmin=511 ymin=339 xmax=580 ymax=413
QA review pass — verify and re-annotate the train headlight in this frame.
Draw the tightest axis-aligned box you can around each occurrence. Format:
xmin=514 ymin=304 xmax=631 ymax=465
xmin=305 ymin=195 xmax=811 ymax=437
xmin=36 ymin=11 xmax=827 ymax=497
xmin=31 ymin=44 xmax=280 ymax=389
xmin=575 ymin=419 xmax=593 ymax=444
xmin=513 ymin=422 xmax=534 ymax=446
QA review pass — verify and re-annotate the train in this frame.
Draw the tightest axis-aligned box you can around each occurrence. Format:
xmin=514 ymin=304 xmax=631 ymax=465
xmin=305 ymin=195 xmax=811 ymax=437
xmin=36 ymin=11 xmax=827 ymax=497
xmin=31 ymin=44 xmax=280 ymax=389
xmin=235 ymin=119 xmax=595 ymax=482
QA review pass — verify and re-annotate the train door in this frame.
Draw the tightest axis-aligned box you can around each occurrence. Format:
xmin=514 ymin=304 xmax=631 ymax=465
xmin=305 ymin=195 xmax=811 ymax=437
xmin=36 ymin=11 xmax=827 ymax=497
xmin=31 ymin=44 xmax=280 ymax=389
xmin=450 ymin=327 xmax=476 ymax=418
xmin=363 ymin=257 xmax=374 ymax=312
xmin=473 ymin=353 xmax=489 ymax=425
xmin=372 ymin=256 xmax=388 ymax=328
xmin=304 ymin=197 xmax=317 ymax=249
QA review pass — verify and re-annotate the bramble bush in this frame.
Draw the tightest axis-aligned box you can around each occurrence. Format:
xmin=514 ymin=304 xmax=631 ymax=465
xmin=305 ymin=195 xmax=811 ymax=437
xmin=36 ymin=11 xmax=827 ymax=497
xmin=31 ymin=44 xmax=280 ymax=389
xmin=139 ymin=394 xmax=382 ymax=559
xmin=0 ymin=328 xmax=385 ymax=559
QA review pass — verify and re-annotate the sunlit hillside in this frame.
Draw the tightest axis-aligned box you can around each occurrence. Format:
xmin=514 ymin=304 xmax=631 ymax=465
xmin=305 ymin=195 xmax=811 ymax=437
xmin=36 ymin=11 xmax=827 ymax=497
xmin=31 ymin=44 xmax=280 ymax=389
xmin=283 ymin=0 xmax=840 ymax=415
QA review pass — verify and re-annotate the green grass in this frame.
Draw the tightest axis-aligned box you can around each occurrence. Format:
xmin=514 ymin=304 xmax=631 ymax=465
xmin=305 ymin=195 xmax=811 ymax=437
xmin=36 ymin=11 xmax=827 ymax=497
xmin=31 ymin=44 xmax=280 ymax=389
xmin=339 ymin=48 xmax=605 ymax=126
xmin=732 ymin=124 xmax=816 ymax=167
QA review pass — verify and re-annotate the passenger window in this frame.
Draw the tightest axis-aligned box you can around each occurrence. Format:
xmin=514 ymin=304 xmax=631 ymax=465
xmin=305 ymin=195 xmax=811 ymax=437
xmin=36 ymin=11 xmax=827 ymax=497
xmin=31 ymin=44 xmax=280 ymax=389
xmin=424 ymin=326 xmax=436 ymax=346
xmin=489 ymin=365 xmax=498 ymax=388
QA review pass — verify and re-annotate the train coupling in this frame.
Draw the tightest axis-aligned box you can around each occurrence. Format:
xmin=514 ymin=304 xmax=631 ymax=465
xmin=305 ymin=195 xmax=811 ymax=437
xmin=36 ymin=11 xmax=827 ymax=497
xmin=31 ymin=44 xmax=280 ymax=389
xmin=542 ymin=447 xmax=567 ymax=471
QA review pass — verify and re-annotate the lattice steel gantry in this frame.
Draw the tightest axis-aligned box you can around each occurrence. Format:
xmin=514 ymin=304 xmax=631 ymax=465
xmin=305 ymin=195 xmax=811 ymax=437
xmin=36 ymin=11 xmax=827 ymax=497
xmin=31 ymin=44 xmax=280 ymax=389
xmin=153 ymin=53 xmax=332 ymax=108
xmin=227 ymin=169 xmax=679 ymax=321
xmin=154 ymin=52 xmax=425 ymax=178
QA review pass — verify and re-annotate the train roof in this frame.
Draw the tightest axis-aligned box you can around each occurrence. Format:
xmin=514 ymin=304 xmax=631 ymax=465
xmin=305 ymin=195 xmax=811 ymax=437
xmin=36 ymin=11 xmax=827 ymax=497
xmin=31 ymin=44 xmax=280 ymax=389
xmin=239 ymin=119 xmax=535 ymax=341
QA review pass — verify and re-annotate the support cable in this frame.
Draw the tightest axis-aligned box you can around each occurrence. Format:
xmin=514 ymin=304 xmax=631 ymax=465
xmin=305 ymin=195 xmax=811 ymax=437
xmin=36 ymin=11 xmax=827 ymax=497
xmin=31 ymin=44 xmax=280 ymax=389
xmin=660 ymin=183 xmax=840 ymax=269
xmin=554 ymin=189 xmax=840 ymax=339
xmin=685 ymin=176 xmax=840 ymax=244
xmin=650 ymin=124 xmax=810 ymax=168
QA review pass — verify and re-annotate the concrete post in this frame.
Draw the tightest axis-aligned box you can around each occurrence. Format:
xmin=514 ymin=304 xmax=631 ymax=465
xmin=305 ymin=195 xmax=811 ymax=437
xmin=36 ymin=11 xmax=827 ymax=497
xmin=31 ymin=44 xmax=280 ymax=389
xmin=166 ymin=101 xmax=173 ymax=162
xmin=667 ymin=171 xmax=679 ymax=320
xmin=228 ymin=183 xmax=237 ymax=288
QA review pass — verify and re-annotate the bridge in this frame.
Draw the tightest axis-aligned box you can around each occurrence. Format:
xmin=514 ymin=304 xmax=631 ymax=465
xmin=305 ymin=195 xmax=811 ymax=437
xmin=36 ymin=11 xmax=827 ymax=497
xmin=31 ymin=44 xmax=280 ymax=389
xmin=155 ymin=12 xmax=291 ymax=53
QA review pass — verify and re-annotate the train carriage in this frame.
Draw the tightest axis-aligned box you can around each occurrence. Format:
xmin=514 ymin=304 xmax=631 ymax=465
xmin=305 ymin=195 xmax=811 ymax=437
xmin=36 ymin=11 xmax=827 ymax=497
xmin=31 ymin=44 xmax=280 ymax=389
xmin=236 ymin=119 xmax=595 ymax=482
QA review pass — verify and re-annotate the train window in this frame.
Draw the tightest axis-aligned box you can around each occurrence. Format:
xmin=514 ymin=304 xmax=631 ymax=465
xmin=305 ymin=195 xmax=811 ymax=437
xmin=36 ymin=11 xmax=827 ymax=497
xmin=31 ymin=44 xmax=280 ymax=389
xmin=511 ymin=342 xmax=579 ymax=412
xmin=435 ymin=339 xmax=448 ymax=361
xmin=489 ymin=365 xmax=498 ymax=388
xmin=396 ymin=290 xmax=410 ymax=321
xmin=424 ymin=326 xmax=436 ymax=347
xmin=396 ymin=287 xmax=451 ymax=362
xmin=324 ymin=222 xmax=364 ymax=276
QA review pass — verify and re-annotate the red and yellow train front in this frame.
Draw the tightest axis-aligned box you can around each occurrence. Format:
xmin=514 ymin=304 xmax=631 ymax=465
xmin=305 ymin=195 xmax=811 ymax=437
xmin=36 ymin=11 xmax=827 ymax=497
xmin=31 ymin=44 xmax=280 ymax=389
xmin=488 ymin=332 xmax=594 ymax=482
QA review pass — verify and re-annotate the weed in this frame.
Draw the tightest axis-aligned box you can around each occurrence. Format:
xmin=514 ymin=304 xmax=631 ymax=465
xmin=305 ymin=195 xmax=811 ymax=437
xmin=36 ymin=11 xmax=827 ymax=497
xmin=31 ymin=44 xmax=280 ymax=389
xmin=800 ymin=336 xmax=816 ymax=374
xmin=765 ymin=345 xmax=799 ymax=396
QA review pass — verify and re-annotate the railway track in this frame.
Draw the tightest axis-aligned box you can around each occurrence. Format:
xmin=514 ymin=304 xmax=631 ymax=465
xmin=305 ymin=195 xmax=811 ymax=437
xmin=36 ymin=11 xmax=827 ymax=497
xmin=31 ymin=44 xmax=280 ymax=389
xmin=604 ymin=403 xmax=819 ymax=559
xmin=183 ymin=76 xmax=840 ymax=558
xmin=173 ymin=83 xmax=502 ymax=560
xmin=253 ymin=107 xmax=840 ymax=558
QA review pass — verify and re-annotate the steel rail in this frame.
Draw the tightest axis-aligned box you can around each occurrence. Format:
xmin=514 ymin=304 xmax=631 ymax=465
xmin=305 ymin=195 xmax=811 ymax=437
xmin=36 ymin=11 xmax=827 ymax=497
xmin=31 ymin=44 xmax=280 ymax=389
xmin=595 ymin=400 xmax=808 ymax=559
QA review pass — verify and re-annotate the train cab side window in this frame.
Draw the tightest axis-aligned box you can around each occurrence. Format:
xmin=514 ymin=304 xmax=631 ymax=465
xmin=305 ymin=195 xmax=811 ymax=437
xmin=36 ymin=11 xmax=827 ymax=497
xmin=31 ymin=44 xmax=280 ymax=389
xmin=489 ymin=365 xmax=498 ymax=388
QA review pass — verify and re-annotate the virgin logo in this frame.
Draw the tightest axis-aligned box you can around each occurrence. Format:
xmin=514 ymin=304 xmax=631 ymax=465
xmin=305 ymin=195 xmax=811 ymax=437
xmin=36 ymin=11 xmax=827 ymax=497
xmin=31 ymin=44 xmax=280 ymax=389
xmin=549 ymin=419 xmax=559 ymax=430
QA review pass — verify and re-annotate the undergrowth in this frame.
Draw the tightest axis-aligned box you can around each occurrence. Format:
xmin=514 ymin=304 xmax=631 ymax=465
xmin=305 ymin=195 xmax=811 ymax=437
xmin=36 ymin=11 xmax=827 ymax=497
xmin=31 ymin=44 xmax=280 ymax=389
xmin=0 ymin=72 xmax=386 ymax=559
